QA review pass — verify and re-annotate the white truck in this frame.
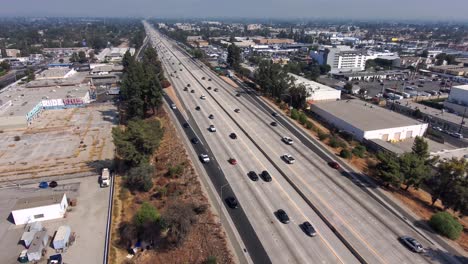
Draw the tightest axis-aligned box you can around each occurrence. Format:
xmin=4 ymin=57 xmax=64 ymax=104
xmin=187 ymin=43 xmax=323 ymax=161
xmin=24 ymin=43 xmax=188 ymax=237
xmin=100 ymin=168 xmax=110 ymax=187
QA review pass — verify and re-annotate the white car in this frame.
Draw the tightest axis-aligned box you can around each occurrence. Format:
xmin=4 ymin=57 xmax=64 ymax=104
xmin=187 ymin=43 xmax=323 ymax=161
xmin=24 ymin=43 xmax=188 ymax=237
xmin=200 ymin=95 xmax=206 ymax=100
xmin=171 ymin=104 xmax=177 ymax=109
xmin=282 ymin=154 xmax=295 ymax=164
xmin=199 ymin=154 xmax=210 ymax=163
xmin=209 ymin=125 xmax=216 ymax=132
xmin=282 ymin=136 xmax=293 ymax=145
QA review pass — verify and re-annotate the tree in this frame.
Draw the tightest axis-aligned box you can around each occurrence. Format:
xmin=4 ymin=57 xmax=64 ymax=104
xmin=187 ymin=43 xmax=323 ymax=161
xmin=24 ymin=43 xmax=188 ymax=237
xmin=118 ymin=221 xmax=137 ymax=248
xmin=290 ymin=109 xmax=299 ymax=120
xmin=421 ymin=50 xmax=429 ymax=58
xmin=122 ymin=50 xmax=134 ymax=71
xmin=375 ymin=151 xmax=403 ymax=187
xmin=429 ymin=212 xmax=463 ymax=240
xmin=192 ymin=49 xmax=204 ymax=59
xmin=69 ymin=52 xmax=79 ymax=63
xmin=412 ymin=108 xmax=423 ymax=119
xmin=298 ymin=112 xmax=307 ymax=125
xmin=288 ymin=84 xmax=309 ymax=109
xmin=227 ymin=43 xmax=241 ymax=70
xmin=112 ymin=119 xmax=164 ymax=166
xmin=399 ymin=152 xmax=430 ymax=190
xmin=0 ymin=61 xmax=10 ymax=71
xmin=26 ymin=69 xmax=35 ymax=81
xmin=164 ymin=202 xmax=197 ymax=248
xmin=412 ymin=136 xmax=429 ymax=161
xmin=352 ymin=145 xmax=366 ymax=158
xmin=428 ymin=158 xmax=467 ymax=208
xmin=126 ymin=163 xmax=154 ymax=192
xmin=78 ymin=51 xmax=87 ymax=63
xmin=343 ymin=82 xmax=353 ymax=94
xmin=134 ymin=202 xmax=160 ymax=228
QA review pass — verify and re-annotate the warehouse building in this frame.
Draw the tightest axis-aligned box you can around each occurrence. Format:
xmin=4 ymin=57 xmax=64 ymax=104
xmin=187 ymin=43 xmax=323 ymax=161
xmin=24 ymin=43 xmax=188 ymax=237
xmin=288 ymin=73 xmax=341 ymax=102
xmin=11 ymin=193 xmax=68 ymax=225
xmin=311 ymin=99 xmax=428 ymax=142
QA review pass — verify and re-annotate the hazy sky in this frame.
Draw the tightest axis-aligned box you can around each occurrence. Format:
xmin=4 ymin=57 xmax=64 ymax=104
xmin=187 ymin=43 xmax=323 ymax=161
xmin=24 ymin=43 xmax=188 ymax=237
xmin=1 ymin=0 xmax=467 ymax=21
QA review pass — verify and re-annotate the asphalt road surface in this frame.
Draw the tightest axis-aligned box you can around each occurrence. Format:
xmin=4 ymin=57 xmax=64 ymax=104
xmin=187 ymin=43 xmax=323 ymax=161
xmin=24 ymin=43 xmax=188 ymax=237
xmin=144 ymin=21 xmax=464 ymax=264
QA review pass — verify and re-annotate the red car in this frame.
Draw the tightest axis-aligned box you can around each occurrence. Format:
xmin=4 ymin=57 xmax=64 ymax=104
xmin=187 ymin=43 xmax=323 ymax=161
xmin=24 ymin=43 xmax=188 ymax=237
xmin=328 ymin=161 xmax=340 ymax=170
xmin=229 ymin=158 xmax=237 ymax=165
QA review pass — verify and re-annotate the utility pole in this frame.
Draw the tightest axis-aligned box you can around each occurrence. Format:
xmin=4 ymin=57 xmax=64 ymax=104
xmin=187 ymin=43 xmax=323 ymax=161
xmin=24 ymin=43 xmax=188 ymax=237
xmin=458 ymin=107 xmax=466 ymax=134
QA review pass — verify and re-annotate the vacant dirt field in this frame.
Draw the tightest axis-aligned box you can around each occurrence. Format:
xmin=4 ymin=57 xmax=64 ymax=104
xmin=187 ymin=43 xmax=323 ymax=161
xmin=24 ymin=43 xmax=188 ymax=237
xmin=0 ymin=103 xmax=117 ymax=183
xmin=109 ymin=108 xmax=234 ymax=264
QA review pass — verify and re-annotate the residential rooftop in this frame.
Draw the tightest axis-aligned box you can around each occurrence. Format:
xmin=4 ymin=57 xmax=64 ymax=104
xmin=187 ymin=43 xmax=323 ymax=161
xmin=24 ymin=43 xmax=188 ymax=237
xmin=312 ymin=99 xmax=425 ymax=131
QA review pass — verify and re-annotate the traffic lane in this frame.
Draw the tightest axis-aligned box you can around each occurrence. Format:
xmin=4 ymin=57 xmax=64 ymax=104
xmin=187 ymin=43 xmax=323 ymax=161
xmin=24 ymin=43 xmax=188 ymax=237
xmin=234 ymin=80 xmax=457 ymax=263
xmin=162 ymin=95 xmax=271 ymax=264
xmin=163 ymin=41 xmax=368 ymax=264
xmin=167 ymin=52 xmax=352 ymax=262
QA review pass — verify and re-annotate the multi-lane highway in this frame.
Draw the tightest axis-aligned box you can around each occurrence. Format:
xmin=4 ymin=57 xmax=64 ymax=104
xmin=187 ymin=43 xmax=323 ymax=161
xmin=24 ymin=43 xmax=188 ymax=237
xmin=143 ymin=21 xmax=462 ymax=264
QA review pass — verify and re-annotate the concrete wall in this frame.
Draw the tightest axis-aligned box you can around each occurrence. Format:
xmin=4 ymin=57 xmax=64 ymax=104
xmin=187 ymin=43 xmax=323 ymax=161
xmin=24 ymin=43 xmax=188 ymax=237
xmin=12 ymin=195 xmax=68 ymax=225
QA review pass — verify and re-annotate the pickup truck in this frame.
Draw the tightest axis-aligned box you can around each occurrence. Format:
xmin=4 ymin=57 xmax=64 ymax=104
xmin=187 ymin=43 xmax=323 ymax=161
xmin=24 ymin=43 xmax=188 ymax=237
xmin=282 ymin=136 xmax=293 ymax=145
xmin=100 ymin=168 xmax=110 ymax=188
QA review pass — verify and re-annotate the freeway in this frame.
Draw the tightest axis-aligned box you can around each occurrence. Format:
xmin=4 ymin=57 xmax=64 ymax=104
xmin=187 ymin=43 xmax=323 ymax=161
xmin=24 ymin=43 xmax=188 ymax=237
xmin=146 ymin=24 xmax=359 ymax=264
xmin=144 ymin=21 xmax=463 ymax=264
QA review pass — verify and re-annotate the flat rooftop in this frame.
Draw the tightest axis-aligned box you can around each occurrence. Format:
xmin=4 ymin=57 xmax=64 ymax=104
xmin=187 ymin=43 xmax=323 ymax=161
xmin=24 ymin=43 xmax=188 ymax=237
xmin=312 ymin=99 xmax=425 ymax=131
xmin=452 ymin=84 xmax=468 ymax=91
xmin=13 ymin=193 xmax=65 ymax=211
xmin=0 ymin=84 xmax=90 ymax=117
xmin=289 ymin=73 xmax=338 ymax=93
xmin=36 ymin=68 xmax=74 ymax=80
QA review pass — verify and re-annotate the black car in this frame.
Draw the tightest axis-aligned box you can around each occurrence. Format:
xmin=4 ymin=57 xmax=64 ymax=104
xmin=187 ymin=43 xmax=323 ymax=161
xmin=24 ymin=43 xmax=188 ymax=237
xmin=208 ymin=114 xmax=214 ymax=119
xmin=191 ymin=89 xmax=195 ymax=93
xmin=183 ymin=87 xmax=188 ymax=91
xmin=49 ymin=181 xmax=58 ymax=188
xmin=183 ymin=123 xmax=190 ymax=128
xmin=248 ymin=171 xmax=259 ymax=181
xmin=202 ymin=77 xmax=206 ymax=80
xmin=271 ymin=122 xmax=278 ymax=127
xmin=236 ymin=93 xmax=241 ymax=97
xmin=191 ymin=138 xmax=200 ymax=144
xmin=195 ymin=106 xmax=201 ymax=111
xmin=276 ymin=209 xmax=290 ymax=224
xmin=214 ymin=88 xmax=219 ymax=92
xmin=302 ymin=221 xmax=317 ymax=237
xmin=234 ymin=108 xmax=240 ymax=113
xmin=207 ymin=86 xmax=212 ymax=90
xmin=261 ymin=170 xmax=272 ymax=182
xmin=230 ymin=133 xmax=237 ymax=139
xmin=208 ymin=78 xmax=212 ymax=81
xmin=225 ymin=197 xmax=239 ymax=209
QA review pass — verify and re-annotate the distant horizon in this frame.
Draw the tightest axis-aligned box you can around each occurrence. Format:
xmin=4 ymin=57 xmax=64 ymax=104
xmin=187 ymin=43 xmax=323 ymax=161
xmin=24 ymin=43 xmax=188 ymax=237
xmin=0 ymin=0 xmax=467 ymax=22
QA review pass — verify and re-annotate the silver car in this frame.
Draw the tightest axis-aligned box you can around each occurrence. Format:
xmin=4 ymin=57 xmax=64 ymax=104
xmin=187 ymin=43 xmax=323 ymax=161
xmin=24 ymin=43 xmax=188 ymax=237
xmin=400 ymin=236 xmax=424 ymax=253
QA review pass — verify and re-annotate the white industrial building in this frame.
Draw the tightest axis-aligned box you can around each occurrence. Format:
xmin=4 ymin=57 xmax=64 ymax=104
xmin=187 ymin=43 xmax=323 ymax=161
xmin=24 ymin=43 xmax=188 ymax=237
xmin=310 ymin=46 xmax=367 ymax=73
xmin=288 ymin=73 xmax=341 ymax=102
xmin=11 ymin=193 xmax=68 ymax=225
xmin=311 ymin=99 xmax=428 ymax=142
xmin=444 ymin=85 xmax=468 ymax=115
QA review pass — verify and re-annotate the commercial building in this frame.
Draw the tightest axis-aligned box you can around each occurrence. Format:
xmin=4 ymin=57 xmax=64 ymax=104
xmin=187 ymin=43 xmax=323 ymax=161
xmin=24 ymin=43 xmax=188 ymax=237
xmin=444 ymin=84 xmax=468 ymax=115
xmin=247 ymin=24 xmax=262 ymax=31
xmin=253 ymin=38 xmax=295 ymax=45
xmin=96 ymin=47 xmax=135 ymax=62
xmin=5 ymin=49 xmax=21 ymax=57
xmin=288 ymin=73 xmax=341 ymax=102
xmin=311 ymin=46 xmax=367 ymax=73
xmin=11 ymin=193 xmax=68 ymax=225
xmin=311 ymin=99 xmax=428 ymax=142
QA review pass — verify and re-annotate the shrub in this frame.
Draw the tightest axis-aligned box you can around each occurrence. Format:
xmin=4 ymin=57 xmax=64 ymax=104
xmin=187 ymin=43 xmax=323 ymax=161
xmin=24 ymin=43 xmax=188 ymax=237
xmin=290 ymin=109 xmax=299 ymax=120
xmin=329 ymin=136 xmax=346 ymax=148
xmin=317 ymin=130 xmax=329 ymax=141
xmin=429 ymin=212 xmax=463 ymax=240
xmin=352 ymin=145 xmax=366 ymax=158
xmin=340 ymin=148 xmax=353 ymax=159
xmin=126 ymin=163 xmax=154 ymax=192
xmin=298 ymin=112 xmax=307 ymax=125
xmin=134 ymin=202 xmax=160 ymax=228
xmin=305 ymin=120 xmax=314 ymax=129
xmin=168 ymin=164 xmax=184 ymax=177
xmin=205 ymin=256 xmax=217 ymax=264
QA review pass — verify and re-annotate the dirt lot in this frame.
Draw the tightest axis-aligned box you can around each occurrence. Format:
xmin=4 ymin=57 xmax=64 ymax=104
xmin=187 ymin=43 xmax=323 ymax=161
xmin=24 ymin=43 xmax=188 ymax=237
xmin=0 ymin=103 xmax=117 ymax=182
xmin=109 ymin=108 xmax=234 ymax=264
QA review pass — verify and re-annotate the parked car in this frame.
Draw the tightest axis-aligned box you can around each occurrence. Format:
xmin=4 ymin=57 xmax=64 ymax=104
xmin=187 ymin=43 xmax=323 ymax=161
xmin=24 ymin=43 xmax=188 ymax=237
xmin=209 ymin=125 xmax=216 ymax=132
xmin=202 ymin=77 xmax=206 ymax=80
xmin=183 ymin=87 xmax=188 ymax=91
xmin=399 ymin=236 xmax=424 ymax=253
xmin=49 ymin=181 xmax=58 ymax=188
xmin=191 ymin=89 xmax=195 ymax=93
xmin=302 ymin=221 xmax=317 ymax=237
xmin=234 ymin=108 xmax=240 ymax=113
xmin=207 ymin=86 xmax=212 ymax=90
xmin=230 ymin=133 xmax=237 ymax=139
xmin=248 ymin=171 xmax=259 ymax=181
xmin=236 ymin=93 xmax=241 ymax=97
xmin=214 ymin=88 xmax=219 ymax=92
xmin=282 ymin=154 xmax=296 ymax=164
xmin=261 ymin=170 xmax=272 ymax=182
xmin=187 ymin=84 xmax=191 ymax=87
xmin=200 ymin=95 xmax=206 ymax=100
xmin=195 ymin=106 xmax=201 ymax=111
xmin=451 ymin=132 xmax=463 ymax=139
xmin=276 ymin=209 xmax=290 ymax=224
xmin=229 ymin=158 xmax=237 ymax=165
xmin=208 ymin=114 xmax=214 ymax=119
xmin=208 ymin=78 xmax=212 ymax=81
xmin=328 ymin=161 xmax=340 ymax=170
xmin=282 ymin=136 xmax=293 ymax=145
xmin=225 ymin=197 xmax=238 ymax=209
xmin=39 ymin=181 xmax=48 ymax=189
